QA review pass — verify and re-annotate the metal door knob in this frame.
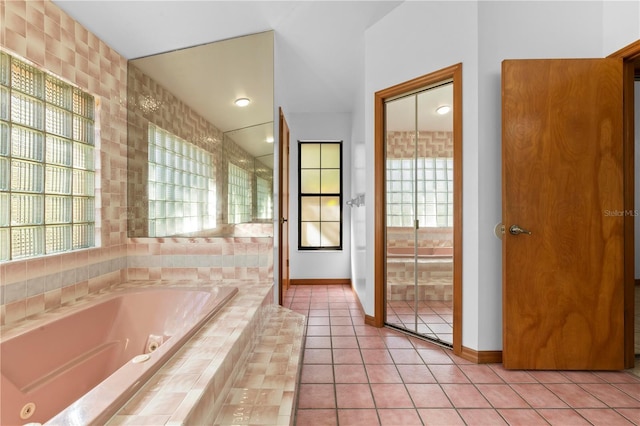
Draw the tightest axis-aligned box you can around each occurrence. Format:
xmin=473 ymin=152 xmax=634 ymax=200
xmin=509 ymin=225 xmax=531 ymax=235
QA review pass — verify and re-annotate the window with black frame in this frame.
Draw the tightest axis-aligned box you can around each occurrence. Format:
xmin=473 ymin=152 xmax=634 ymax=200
xmin=298 ymin=141 xmax=342 ymax=250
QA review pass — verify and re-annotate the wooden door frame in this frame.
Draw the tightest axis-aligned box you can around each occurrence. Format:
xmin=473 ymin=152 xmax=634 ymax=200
xmin=278 ymin=107 xmax=290 ymax=305
xmin=608 ymin=39 xmax=640 ymax=368
xmin=374 ymin=63 xmax=464 ymax=357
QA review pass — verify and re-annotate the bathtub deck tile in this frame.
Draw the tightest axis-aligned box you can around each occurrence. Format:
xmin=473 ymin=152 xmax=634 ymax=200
xmin=96 ymin=280 xmax=276 ymax=425
xmin=139 ymin=391 xmax=189 ymax=416
xmin=213 ymin=305 xmax=306 ymax=426
xmin=108 ymin=414 xmax=172 ymax=425
xmin=165 ymin=389 xmax=205 ymax=424
xmin=2 ymin=279 xmax=300 ymax=425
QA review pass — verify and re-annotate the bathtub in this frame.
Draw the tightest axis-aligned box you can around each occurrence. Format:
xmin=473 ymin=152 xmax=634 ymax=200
xmin=0 ymin=285 xmax=237 ymax=426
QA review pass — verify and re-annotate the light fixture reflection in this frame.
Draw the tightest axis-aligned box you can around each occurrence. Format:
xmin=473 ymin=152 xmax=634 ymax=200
xmin=234 ymin=97 xmax=251 ymax=107
xmin=265 ymin=136 xmax=274 ymax=143
xmin=436 ymin=105 xmax=451 ymax=115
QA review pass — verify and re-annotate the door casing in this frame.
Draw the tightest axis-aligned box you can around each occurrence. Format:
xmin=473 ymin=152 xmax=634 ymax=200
xmin=374 ymin=63 xmax=463 ymax=357
xmin=278 ymin=108 xmax=290 ymax=304
xmin=608 ymin=39 xmax=640 ymax=368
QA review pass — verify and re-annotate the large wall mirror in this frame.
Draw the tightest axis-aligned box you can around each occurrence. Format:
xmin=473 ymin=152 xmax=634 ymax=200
xmin=127 ymin=31 xmax=274 ymax=238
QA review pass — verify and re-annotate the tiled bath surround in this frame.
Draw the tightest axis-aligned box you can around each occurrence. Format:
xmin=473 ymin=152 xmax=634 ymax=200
xmin=126 ymin=237 xmax=273 ymax=283
xmin=1 ymin=251 xmax=127 ymax=324
xmin=0 ymin=279 xmax=300 ymax=424
xmin=1 ymin=0 xmax=129 ymax=322
xmin=106 ymin=280 xmax=290 ymax=425
xmin=0 ymin=2 xmax=288 ymax=423
xmin=386 ymin=228 xmax=453 ymax=302
xmin=0 ymin=0 xmax=274 ymax=324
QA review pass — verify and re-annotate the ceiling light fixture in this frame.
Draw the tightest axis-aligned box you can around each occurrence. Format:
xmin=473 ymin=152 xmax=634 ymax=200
xmin=436 ymin=105 xmax=451 ymax=115
xmin=234 ymin=97 xmax=251 ymax=107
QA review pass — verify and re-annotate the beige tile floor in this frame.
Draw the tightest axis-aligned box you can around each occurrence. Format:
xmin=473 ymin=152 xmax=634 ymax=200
xmin=285 ymin=284 xmax=640 ymax=426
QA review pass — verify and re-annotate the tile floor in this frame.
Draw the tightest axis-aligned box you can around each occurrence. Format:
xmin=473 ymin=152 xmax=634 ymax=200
xmin=386 ymin=299 xmax=453 ymax=344
xmin=284 ymin=284 xmax=640 ymax=426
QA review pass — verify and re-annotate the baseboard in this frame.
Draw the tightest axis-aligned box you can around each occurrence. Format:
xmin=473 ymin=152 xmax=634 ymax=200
xmin=290 ymin=278 xmax=351 ymax=286
xmin=345 ymin=283 xmax=381 ymax=327
xmin=459 ymin=346 xmax=503 ymax=364
xmin=364 ymin=315 xmax=377 ymax=327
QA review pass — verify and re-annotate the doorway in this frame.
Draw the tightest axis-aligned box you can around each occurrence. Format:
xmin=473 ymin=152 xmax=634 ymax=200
xmin=278 ymin=108 xmax=290 ymax=305
xmin=500 ymin=40 xmax=640 ymax=370
xmin=374 ymin=64 xmax=462 ymax=354
xmin=501 ymin=58 xmax=627 ymax=370
xmin=384 ymin=83 xmax=454 ymax=345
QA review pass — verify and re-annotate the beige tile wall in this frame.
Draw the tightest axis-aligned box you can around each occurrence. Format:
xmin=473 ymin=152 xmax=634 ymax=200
xmin=0 ymin=0 xmax=274 ymax=325
xmin=127 ymin=63 xmax=274 ymax=236
xmin=386 ymin=130 xmax=453 ymax=158
xmin=385 ymin=131 xmax=454 ymax=249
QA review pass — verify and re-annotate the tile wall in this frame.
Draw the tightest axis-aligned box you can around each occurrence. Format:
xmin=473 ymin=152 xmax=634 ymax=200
xmin=0 ymin=0 xmax=274 ymax=326
xmin=128 ymin=64 xmax=273 ymax=237
xmin=385 ymin=131 xmax=454 ymax=302
xmin=386 ymin=130 xmax=453 ymax=159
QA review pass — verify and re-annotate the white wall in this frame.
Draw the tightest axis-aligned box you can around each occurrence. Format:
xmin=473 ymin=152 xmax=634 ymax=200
xmin=350 ymin=54 xmax=368 ymax=306
xmin=288 ymin=112 xmax=353 ymax=279
xmin=362 ymin=0 xmax=639 ymax=351
xmin=476 ymin=0 xmax=605 ymax=351
xmin=364 ymin=0 xmax=480 ymax=346
xmin=603 ymin=0 xmax=640 ymax=56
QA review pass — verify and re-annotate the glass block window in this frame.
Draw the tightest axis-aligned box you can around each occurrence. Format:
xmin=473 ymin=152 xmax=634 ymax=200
xmin=386 ymin=157 xmax=453 ymax=227
xmin=256 ymin=176 xmax=272 ymax=220
xmin=0 ymin=52 xmax=96 ymax=261
xmin=147 ymin=124 xmax=216 ymax=236
xmin=298 ymin=141 xmax=342 ymax=250
xmin=228 ymin=162 xmax=252 ymax=224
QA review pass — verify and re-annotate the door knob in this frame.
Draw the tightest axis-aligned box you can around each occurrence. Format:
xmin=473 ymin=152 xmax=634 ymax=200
xmin=509 ymin=225 xmax=531 ymax=235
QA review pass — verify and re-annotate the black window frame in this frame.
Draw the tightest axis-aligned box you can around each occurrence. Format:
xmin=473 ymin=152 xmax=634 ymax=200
xmin=297 ymin=140 xmax=343 ymax=251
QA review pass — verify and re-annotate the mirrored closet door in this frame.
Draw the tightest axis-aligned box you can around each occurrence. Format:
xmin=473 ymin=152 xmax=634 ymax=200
xmin=384 ymin=82 xmax=454 ymax=347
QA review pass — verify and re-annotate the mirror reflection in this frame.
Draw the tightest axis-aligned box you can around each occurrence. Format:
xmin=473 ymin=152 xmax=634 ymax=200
xmin=384 ymin=81 xmax=454 ymax=346
xmin=127 ymin=31 xmax=274 ymax=238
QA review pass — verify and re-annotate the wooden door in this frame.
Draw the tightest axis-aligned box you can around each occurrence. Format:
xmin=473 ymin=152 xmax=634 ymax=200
xmin=502 ymin=59 xmax=627 ymax=370
xmin=278 ymin=108 xmax=290 ymax=304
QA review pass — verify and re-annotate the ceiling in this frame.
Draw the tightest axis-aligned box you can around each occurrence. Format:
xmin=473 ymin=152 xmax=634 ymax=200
xmin=386 ymin=82 xmax=454 ymax=132
xmin=130 ymin=31 xmax=275 ymax=163
xmin=51 ymin=1 xmax=452 ymax=161
xmin=52 ymin=1 xmax=402 ymax=109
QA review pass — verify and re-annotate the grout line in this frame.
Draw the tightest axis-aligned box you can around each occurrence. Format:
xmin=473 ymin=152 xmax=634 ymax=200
xmin=290 ymin=285 xmax=640 ymax=426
